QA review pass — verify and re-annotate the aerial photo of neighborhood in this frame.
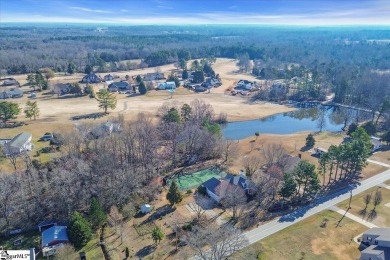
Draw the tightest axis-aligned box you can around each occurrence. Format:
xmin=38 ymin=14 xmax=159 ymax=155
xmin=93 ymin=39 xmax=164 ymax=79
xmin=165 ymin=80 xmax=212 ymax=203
xmin=0 ymin=0 xmax=390 ymax=259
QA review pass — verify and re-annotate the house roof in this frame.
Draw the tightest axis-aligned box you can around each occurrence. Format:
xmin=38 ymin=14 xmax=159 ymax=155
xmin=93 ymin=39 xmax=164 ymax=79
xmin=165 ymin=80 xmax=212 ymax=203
xmin=8 ymin=132 xmax=32 ymax=149
xmin=109 ymin=81 xmax=130 ymax=89
xmin=362 ymin=245 xmax=385 ymax=256
xmin=284 ymin=155 xmax=301 ymax=173
xmin=202 ymin=177 xmax=221 ymax=194
xmin=229 ymin=175 xmax=248 ymax=190
xmin=41 ymin=226 xmax=69 ymax=247
xmin=364 ymin=228 xmax=390 ymax=239
xmin=371 ymin=137 xmax=382 ymax=147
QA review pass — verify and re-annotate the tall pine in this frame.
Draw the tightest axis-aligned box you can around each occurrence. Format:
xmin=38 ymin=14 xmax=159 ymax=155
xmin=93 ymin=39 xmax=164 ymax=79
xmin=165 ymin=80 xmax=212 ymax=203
xmin=88 ymin=197 xmax=107 ymax=230
xmin=68 ymin=212 xmax=92 ymax=250
xmin=166 ymin=181 xmax=182 ymax=206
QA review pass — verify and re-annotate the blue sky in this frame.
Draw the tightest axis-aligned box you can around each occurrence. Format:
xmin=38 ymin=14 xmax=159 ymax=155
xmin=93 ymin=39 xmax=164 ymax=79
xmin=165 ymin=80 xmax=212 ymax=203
xmin=1 ymin=0 xmax=390 ymax=25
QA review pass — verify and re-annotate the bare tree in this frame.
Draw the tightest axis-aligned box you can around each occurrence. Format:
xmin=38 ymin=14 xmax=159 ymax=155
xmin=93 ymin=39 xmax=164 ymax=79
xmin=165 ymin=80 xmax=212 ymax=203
xmin=373 ymin=190 xmax=382 ymax=210
xmin=186 ymin=224 xmax=248 ymax=260
xmin=317 ymin=108 xmax=327 ymax=132
xmin=222 ymin=140 xmax=239 ymax=163
xmin=242 ymin=155 xmax=261 ymax=177
xmin=218 ymin=182 xmax=247 ymax=220
xmin=54 ymin=244 xmax=78 ymax=260
xmin=190 ymin=193 xmax=213 ymax=223
xmin=262 ymin=143 xmax=288 ymax=168
xmin=108 ymin=205 xmax=124 ymax=244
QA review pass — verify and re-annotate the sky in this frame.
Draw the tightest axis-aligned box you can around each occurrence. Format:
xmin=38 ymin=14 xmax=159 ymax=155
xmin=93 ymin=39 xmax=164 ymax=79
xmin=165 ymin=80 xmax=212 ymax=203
xmin=1 ymin=0 xmax=390 ymax=25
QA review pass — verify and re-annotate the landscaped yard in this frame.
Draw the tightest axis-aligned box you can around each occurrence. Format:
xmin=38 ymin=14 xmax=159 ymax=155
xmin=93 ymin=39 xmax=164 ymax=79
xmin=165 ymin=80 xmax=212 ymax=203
xmin=338 ymin=186 xmax=390 ymax=227
xmin=170 ymin=169 xmax=224 ymax=191
xmin=0 ymin=230 xmax=41 ymax=251
xmin=237 ymin=210 xmax=366 ymax=260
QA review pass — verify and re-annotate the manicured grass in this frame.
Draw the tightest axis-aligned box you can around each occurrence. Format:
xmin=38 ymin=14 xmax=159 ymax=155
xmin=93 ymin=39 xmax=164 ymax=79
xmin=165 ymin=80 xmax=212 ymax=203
xmin=338 ymin=186 xmax=390 ymax=227
xmin=171 ymin=169 xmax=222 ymax=191
xmin=79 ymin=236 xmax=104 ymax=260
xmin=238 ymin=210 xmax=366 ymax=260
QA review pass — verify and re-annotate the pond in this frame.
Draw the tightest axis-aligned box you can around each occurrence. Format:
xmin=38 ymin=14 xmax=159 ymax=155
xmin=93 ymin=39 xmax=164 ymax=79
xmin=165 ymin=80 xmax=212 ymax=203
xmin=222 ymin=105 xmax=371 ymax=140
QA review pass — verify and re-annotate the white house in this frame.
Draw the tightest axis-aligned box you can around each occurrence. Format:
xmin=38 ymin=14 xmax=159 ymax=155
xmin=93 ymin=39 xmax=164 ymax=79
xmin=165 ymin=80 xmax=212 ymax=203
xmin=237 ymin=80 xmax=256 ymax=90
xmin=157 ymin=81 xmax=176 ymax=90
xmin=3 ymin=132 xmax=33 ymax=157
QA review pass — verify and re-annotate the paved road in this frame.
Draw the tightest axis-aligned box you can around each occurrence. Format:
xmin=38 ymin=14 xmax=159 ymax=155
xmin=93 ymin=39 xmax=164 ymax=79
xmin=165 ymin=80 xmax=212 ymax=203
xmin=243 ymin=166 xmax=390 ymax=244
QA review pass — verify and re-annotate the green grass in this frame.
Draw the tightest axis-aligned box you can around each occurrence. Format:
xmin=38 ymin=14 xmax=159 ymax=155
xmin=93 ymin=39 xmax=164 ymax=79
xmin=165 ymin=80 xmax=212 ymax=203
xmin=338 ymin=186 xmax=390 ymax=227
xmin=79 ymin=236 xmax=104 ymax=260
xmin=237 ymin=210 xmax=366 ymax=260
xmin=171 ymin=169 xmax=222 ymax=190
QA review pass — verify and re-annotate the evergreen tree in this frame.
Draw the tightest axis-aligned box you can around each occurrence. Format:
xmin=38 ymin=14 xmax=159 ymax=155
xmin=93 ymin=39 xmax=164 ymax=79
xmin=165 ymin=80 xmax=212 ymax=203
xmin=192 ymin=70 xmax=204 ymax=83
xmin=135 ymin=75 xmax=143 ymax=83
xmin=68 ymin=212 xmax=92 ymax=250
xmin=152 ymin=227 xmax=164 ymax=244
xmin=24 ymin=100 xmax=40 ymax=120
xmin=163 ymin=108 xmax=181 ymax=123
xmin=88 ymin=197 xmax=107 ymax=230
xmin=292 ymin=160 xmax=320 ymax=198
xmin=182 ymin=69 xmax=189 ymax=80
xmin=382 ymin=130 xmax=390 ymax=145
xmin=279 ymin=173 xmax=297 ymax=200
xmin=305 ymin=134 xmax=315 ymax=147
xmin=85 ymin=64 xmax=93 ymax=74
xmin=67 ymin=62 xmax=77 ymax=75
xmin=347 ymin=123 xmax=358 ymax=136
xmin=96 ymin=89 xmax=117 ymax=113
xmin=26 ymin=74 xmax=36 ymax=90
xmin=166 ymin=181 xmax=182 ymax=206
xmin=139 ymin=81 xmax=147 ymax=95
xmin=167 ymin=74 xmax=180 ymax=87
xmin=361 ymin=121 xmax=376 ymax=136
xmin=181 ymin=103 xmax=192 ymax=121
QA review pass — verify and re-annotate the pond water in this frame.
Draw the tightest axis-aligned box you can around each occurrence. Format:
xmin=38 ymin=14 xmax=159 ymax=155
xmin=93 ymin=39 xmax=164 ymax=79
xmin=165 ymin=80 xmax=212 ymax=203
xmin=222 ymin=105 xmax=371 ymax=140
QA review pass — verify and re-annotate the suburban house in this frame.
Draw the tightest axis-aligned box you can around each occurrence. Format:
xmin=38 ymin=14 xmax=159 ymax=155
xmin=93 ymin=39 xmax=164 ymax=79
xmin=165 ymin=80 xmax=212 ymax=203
xmin=108 ymin=81 xmax=131 ymax=93
xmin=3 ymin=132 xmax=33 ymax=157
xmin=1 ymin=88 xmax=24 ymax=99
xmin=313 ymin=147 xmax=327 ymax=156
xmin=203 ymin=78 xmax=222 ymax=88
xmin=237 ymin=80 xmax=257 ymax=90
xmin=157 ymin=81 xmax=176 ymax=90
xmin=283 ymin=154 xmax=302 ymax=173
xmin=360 ymin=228 xmax=390 ymax=260
xmin=371 ymin=137 xmax=382 ymax=152
xmin=80 ymin=73 xmax=102 ymax=83
xmin=202 ymin=172 xmax=251 ymax=202
xmin=41 ymin=226 xmax=69 ymax=257
xmin=143 ymin=73 xmax=165 ymax=81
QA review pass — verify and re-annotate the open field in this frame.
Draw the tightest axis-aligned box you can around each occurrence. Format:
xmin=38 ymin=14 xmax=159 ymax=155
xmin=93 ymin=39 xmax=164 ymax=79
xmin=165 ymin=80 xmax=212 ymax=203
xmin=370 ymin=146 xmax=390 ymax=165
xmin=237 ymin=210 xmax=366 ymax=260
xmin=338 ymin=186 xmax=390 ymax=227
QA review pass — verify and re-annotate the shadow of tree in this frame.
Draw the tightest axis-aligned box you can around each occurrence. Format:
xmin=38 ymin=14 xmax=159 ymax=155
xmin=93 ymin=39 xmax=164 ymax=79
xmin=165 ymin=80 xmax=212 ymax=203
xmin=359 ymin=208 xmax=367 ymax=219
xmin=135 ymin=245 xmax=155 ymax=258
xmin=141 ymin=205 xmax=175 ymax=224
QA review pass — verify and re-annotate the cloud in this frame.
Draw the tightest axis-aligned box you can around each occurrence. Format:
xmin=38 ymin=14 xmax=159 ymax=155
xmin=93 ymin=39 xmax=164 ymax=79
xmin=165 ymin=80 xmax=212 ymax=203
xmin=69 ymin=6 xmax=112 ymax=14
xmin=157 ymin=5 xmax=173 ymax=10
xmin=120 ymin=9 xmax=128 ymax=13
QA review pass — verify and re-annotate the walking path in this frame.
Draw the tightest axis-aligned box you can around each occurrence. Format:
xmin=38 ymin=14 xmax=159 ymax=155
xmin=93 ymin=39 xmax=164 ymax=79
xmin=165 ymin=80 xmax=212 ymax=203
xmin=329 ymin=205 xmax=378 ymax=228
xmin=367 ymin=159 xmax=390 ymax=168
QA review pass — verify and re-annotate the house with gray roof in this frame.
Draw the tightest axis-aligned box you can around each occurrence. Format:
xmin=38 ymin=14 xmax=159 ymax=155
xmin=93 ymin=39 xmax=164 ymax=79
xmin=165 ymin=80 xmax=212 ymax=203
xmin=360 ymin=228 xmax=390 ymax=260
xmin=80 ymin=73 xmax=102 ymax=83
xmin=157 ymin=81 xmax=176 ymax=90
xmin=1 ymin=88 xmax=24 ymax=99
xmin=108 ymin=81 xmax=131 ymax=92
xmin=3 ymin=132 xmax=33 ymax=157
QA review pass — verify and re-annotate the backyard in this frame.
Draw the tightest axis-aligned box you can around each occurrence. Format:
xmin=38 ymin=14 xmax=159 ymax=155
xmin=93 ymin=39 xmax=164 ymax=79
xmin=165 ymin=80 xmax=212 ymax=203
xmin=237 ymin=210 xmax=366 ymax=260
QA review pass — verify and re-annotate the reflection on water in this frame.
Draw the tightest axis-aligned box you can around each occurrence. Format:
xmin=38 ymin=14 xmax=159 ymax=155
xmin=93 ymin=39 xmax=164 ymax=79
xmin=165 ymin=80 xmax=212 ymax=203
xmin=222 ymin=105 xmax=371 ymax=140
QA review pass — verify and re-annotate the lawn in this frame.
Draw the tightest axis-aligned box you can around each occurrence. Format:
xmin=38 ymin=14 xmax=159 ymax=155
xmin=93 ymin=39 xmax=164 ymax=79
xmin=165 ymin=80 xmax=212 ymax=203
xmin=238 ymin=210 xmax=366 ymax=260
xmin=0 ymin=230 xmax=41 ymax=251
xmin=338 ymin=186 xmax=390 ymax=227
xmin=170 ymin=169 xmax=223 ymax=191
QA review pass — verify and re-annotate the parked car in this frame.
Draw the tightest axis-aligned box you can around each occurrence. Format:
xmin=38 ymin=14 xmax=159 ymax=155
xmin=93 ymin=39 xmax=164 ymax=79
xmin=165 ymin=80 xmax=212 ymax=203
xmin=40 ymin=133 xmax=53 ymax=141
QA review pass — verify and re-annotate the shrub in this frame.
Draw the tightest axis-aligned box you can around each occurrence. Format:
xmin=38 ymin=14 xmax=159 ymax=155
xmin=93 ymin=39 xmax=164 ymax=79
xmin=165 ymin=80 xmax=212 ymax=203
xmin=197 ymin=186 xmax=207 ymax=196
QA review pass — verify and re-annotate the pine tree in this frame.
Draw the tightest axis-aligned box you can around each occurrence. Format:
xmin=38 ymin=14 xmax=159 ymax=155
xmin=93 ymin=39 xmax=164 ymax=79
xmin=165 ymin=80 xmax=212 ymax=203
xmin=139 ymin=81 xmax=147 ymax=95
xmin=152 ymin=226 xmax=164 ymax=244
xmin=88 ymin=197 xmax=107 ymax=230
xmin=166 ymin=181 xmax=182 ymax=206
xmin=96 ymin=89 xmax=117 ymax=113
xmin=305 ymin=134 xmax=315 ymax=147
xmin=24 ymin=100 xmax=40 ymax=120
xmin=279 ymin=173 xmax=297 ymax=200
xmin=68 ymin=212 xmax=92 ymax=250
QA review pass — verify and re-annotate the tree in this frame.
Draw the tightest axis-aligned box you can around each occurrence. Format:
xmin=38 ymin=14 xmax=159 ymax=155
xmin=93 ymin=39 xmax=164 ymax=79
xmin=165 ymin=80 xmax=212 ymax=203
xmin=219 ymin=183 xmax=247 ymax=220
xmin=305 ymin=134 xmax=315 ymax=147
xmin=347 ymin=123 xmax=358 ymax=136
xmin=0 ymin=101 xmax=21 ymax=123
xmin=24 ymin=100 xmax=39 ymax=120
xmin=88 ymin=197 xmax=107 ymax=230
xmin=373 ymin=189 xmax=382 ymax=210
xmin=279 ymin=173 xmax=297 ymax=200
xmin=135 ymin=75 xmax=142 ymax=83
xmin=67 ymin=62 xmax=77 ymax=75
xmin=166 ymin=181 xmax=182 ymax=206
xmin=317 ymin=108 xmax=327 ymax=132
xmin=255 ymin=132 xmax=260 ymax=141
xmin=68 ymin=212 xmax=92 ymax=250
xmin=163 ymin=108 xmax=181 ymax=124
xmin=292 ymin=160 xmax=320 ymax=198
xmin=152 ymin=226 xmax=164 ymax=244
xmin=186 ymin=224 xmax=248 ymax=260
xmin=361 ymin=121 xmax=376 ymax=136
xmin=382 ymin=130 xmax=390 ymax=145
xmin=179 ymin=58 xmax=187 ymax=70
xmin=26 ymin=74 xmax=36 ymax=90
xmin=167 ymin=74 xmax=180 ymax=87
xmin=182 ymin=69 xmax=189 ymax=80
xmin=125 ymin=247 xmax=130 ymax=258
xmin=181 ymin=103 xmax=192 ymax=121
xmin=96 ymin=89 xmax=117 ymax=113
xmin=237 ymin=52 xmax=252 ymax=72
xmin=84 ymin=64 xmax=93 ymax=74
xmin=40 ymin=68 xmax=55 ymax=80
xmin=139 ymin=81 xmax=147 ymax=95
xmin=192 ymin=70 xmax=205 ymax=83
xmin=54 ymin=244 xmax=78 ymax=260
